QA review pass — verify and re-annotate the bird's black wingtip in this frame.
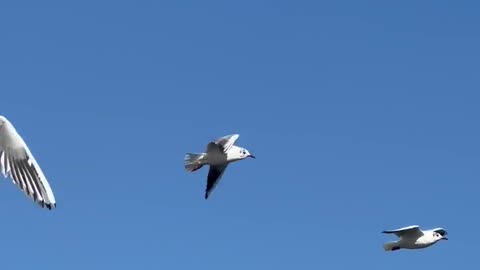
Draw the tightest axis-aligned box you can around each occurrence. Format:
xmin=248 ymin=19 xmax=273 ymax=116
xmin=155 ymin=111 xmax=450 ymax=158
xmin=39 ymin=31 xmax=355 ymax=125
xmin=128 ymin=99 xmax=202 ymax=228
xmin=41 ymin=202 xmax=56 ymax=210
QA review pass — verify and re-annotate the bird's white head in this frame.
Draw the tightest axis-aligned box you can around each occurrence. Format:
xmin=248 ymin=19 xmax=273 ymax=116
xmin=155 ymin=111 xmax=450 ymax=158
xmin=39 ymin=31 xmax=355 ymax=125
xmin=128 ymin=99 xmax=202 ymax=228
xmin=432 ymin=231 xmax=448 ymax=241
xmin=230 ymin=147 xmax=255 ymax=161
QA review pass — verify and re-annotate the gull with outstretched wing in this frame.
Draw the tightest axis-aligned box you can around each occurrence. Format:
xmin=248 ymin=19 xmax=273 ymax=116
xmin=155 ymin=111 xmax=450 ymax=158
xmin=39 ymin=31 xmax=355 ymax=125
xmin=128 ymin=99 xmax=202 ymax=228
xmin=184 ymin=134 xmax=255 ymax=199
xmin=382 ymin=225 xmax=448 ymax=251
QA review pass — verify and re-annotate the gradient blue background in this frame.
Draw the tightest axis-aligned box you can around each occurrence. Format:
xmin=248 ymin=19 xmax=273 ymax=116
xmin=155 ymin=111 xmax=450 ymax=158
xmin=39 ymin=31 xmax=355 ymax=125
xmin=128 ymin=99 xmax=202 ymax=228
xmin=0 ymin=1 xmax=478 ymax=269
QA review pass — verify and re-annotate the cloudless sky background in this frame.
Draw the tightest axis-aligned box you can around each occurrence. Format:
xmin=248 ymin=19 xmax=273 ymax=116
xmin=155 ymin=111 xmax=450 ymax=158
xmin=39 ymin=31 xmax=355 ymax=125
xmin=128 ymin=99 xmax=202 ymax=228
xmin=0 ymin=0 xmax=478 ymax=269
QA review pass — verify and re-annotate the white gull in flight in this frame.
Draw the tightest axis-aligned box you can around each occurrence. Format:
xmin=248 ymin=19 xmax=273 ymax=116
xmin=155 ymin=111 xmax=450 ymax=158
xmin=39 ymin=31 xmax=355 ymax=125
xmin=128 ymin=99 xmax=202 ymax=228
xmin=184 ymin=134 xmax=255 ymax=199
xmin=382 ymin=225 xmax=448 ymax=251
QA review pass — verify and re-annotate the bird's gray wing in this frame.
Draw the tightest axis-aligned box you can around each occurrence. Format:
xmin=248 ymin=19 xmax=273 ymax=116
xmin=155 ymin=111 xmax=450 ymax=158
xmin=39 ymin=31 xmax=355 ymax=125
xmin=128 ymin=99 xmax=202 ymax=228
xmin=0 ymin=116 xmax=56 ymax=210
xmin=382 ymin=225 xmax=423 ymax=239
xmin=206 ymin=142 xmax=223 ymax=155
xmin=214 ymin=134 xmax=239 ymax=153
xmin=431 ymin=228 xmax=448 ymax=236
xmin=205 ymin=164 xmax=228 ymax=199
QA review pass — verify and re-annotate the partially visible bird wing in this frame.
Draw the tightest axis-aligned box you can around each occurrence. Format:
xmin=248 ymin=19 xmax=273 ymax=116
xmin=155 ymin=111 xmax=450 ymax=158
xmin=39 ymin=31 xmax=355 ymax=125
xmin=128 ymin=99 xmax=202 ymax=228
xmin=213 ymin=134 xmax=239 ymax=153
xmin=382 ymin=225 xmax=423 ymax=239
xmin=205 ymin=164 xmax=228 ymax=199
xmin=0 ymin=116 xmax=56 ymax=210
xmin=206 ymin=142 xmax=223 ymax=155
xmin=431 ymin=228 xmax=448 ymax=236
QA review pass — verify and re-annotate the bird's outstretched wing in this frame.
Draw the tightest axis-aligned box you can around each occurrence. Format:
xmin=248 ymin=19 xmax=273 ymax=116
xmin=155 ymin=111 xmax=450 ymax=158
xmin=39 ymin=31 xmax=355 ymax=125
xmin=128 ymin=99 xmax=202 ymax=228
xmin=382 ymin=225 xmax=423 ymax=239
xmin=0 ymin=116 xmax=56 ymax=210
xmin=213 ymin=134 xmax=239 ymax=153
xmin=205 ymin=164 xmax=228 ymax=199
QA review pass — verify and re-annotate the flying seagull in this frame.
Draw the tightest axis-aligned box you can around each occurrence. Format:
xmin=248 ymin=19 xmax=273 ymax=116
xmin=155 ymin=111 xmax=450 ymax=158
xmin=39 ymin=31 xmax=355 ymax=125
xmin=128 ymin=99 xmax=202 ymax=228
xmin=0 ymin=115 xmax=56 ymax=210
xmin=382 ymin=225 xmax=448 ymax=251
xmin=184 ymin=134 xmax=255 ymax=199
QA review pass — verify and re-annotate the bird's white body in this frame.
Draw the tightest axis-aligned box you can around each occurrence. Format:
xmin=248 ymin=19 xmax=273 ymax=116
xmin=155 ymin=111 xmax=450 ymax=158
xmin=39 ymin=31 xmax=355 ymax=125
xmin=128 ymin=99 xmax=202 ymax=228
xmin=389 ymin=233 xmax=437 ymax=249
xmin=184 ymin=134 xmax=254 ymax=199
xmin=382 ymin=225 xmax=448 ymax=251
xmin=204 ymin=145 xmax=246 ymax=165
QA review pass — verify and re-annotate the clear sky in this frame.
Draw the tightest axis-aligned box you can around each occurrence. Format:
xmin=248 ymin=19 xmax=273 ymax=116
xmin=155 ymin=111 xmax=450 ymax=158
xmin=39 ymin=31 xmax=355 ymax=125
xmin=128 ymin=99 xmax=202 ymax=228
xmin=0 ymin=1 xmax=478 ymax=269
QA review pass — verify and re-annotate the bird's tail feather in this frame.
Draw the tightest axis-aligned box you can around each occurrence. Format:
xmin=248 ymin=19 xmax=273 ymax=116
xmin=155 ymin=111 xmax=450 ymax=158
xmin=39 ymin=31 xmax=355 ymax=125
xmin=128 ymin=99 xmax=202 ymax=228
xmin=383 ymin=241 xmax=400 ymax=251
xmin=184 ymin=153 xmax=206 ymax=172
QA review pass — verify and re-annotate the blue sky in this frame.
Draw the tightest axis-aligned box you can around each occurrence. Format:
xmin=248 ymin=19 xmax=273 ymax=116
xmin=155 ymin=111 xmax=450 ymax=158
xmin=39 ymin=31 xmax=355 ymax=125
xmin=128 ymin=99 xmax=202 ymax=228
xmin=0 ymin=0 xmax=478 ymax=269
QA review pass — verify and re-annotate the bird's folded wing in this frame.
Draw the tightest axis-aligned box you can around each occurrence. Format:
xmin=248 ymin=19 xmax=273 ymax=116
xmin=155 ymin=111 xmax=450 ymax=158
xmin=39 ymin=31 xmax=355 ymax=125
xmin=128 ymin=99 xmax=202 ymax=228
xmin=382 ymin=225 xmax=422 ymax=238
xmin=0 ymin=118 xmax=56 ymax=209
xmin=214 ymin=134 xmax=239 ymax=153
xmin=205 ymin=164 xmax=228 ymax=199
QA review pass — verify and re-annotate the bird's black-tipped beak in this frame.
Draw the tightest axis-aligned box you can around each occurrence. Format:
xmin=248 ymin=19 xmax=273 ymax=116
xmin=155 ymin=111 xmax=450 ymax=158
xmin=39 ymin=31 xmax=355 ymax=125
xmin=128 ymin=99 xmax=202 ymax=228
xmin=249 ymin=154 xmax=255 ymax=159
xmin=442 ymin=237 xmax=448 ymax=240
